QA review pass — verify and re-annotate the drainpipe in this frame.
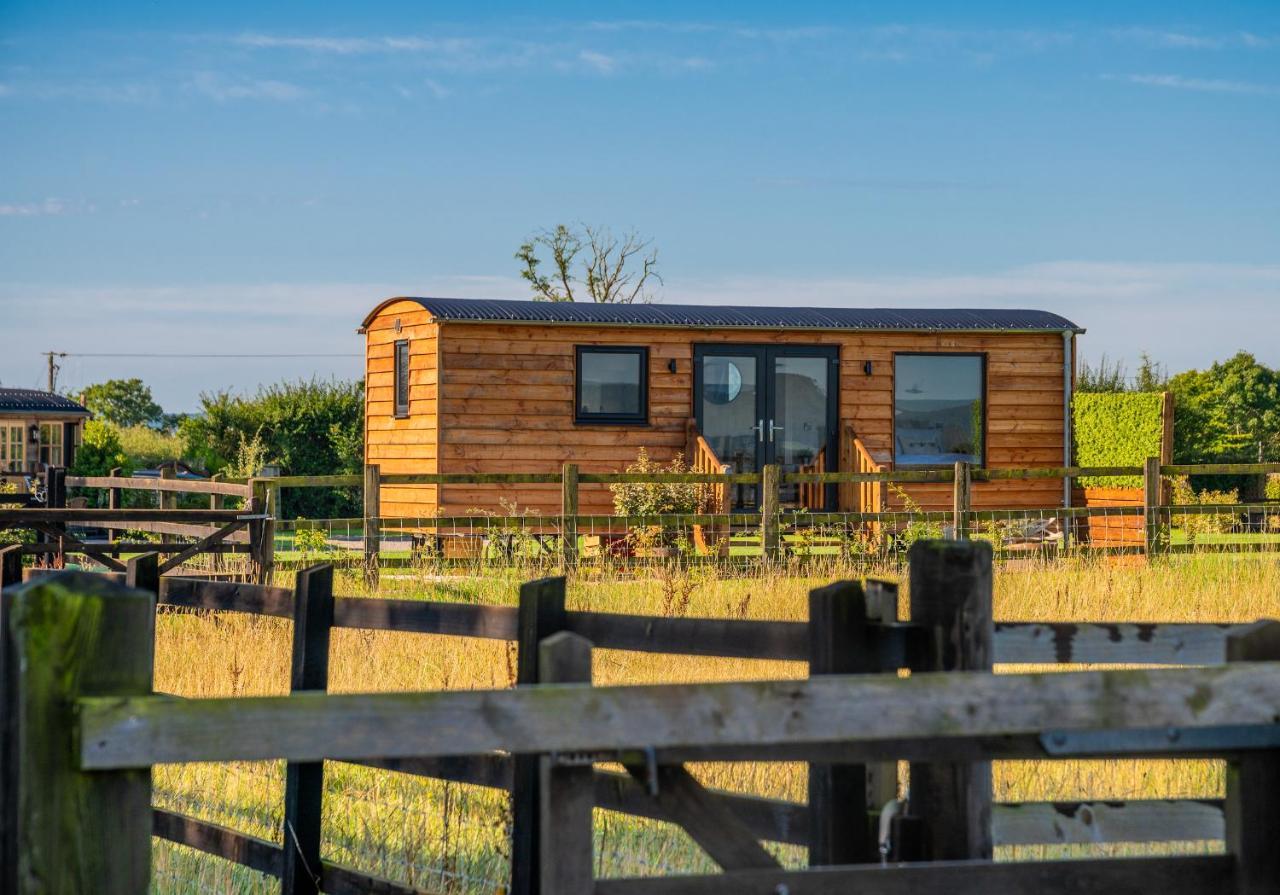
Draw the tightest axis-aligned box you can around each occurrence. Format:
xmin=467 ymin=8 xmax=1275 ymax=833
xmin=1062 ymin=329 xmax=1074 ymax=514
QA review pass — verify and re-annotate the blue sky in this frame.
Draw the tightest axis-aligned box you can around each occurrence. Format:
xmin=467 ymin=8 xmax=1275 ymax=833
xmin=1 ymin=1 xmax=1277 ymax=410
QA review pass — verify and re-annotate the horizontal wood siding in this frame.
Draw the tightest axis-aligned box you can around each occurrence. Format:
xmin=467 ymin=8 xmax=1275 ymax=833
xmin=413 ymin=322 xmax=1068 ymax=517
xmin=360 ymin=311 xmax=1068 ymax=519
xmin=364 ymin=301 xmax=439 ymax=517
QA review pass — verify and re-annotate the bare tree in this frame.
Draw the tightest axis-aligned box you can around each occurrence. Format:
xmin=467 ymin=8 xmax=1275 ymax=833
xmin=516 ymin=223 xmax=661 ymax=303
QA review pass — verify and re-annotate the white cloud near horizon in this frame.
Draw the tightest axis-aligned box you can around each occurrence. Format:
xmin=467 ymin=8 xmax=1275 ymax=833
xmin=2 ymin=261 xmax=1277 ymax=409
xmin=1113 ymin=73 xmax=1280 ymax=96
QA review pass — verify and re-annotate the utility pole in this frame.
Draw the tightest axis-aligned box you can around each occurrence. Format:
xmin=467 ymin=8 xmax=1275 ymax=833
xmin=44 ymin=351 xmax=66 ymax=393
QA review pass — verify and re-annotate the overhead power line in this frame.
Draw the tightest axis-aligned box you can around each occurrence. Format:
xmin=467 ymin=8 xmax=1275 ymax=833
xmin=54 ymin=352 xmax=362 ymax=358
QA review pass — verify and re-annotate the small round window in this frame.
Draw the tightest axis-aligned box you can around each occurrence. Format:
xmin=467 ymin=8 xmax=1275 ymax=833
xmin=704 ymin=359 xmax=743 ymax=405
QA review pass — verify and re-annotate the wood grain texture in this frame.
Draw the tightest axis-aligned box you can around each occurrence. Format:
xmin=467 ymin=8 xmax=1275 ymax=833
xmin=80 ymin=661 xmax=1280 ymax=769
xmin=12 ymin=572 xmax=153 ymax=894
xmin=592 ymin=855 xmax=1235 ymax=895
xmin=357 ymin=308 xmax=1068 ymax=518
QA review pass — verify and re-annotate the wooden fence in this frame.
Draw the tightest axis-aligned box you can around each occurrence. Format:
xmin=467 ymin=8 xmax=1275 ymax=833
xmin=2 ymin=540 xmax=1276 ymax=894
xmin=272 ymin=459 xmax=1280 ymax=573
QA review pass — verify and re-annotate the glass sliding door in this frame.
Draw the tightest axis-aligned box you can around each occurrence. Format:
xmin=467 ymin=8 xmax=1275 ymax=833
xmin=695 ymin=345 xmax=838 ymax=509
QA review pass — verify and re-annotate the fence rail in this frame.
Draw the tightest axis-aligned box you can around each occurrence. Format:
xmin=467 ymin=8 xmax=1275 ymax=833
xmin=5 ymin=458 xmax=1280 ymax=582
xmin=3 ymin=541 xmax=1275 ymax=894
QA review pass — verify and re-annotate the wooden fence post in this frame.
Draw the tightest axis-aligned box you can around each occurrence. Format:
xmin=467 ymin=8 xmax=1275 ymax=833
xmin=159 ymin=464 xmax=177 ymax=511
xmin=209 ymin=472 xmax=225 ymax=511
xmin=108 ymin=466 xmax=123 ymax=512
xmin=282 ymin=564 xmax=335 ymax=895
xmin=9 ymin=572 xmax=153 ymax=893
xmin=1143 ymin=455 xmax=1163 ymax=558
xmin=863 ymin=579 xmax=902 ymax=833
xmin=363 ymin=463 xmax=380 ymax=590
xmin=907 ymin=539 xmax=994 ymax=861
xmin=537 ymin=632 xmax=594 ymax=895
xmin=0 ymin=544 xmax=21 ymax=589
xmin=259 ymin=467 xmax=280 ymax=584
xmin=1224 ymin=620 xmax=1280 ymax=895
xmin=0 ymin=585 xmax=15 ymax=895
xmin=247 ymin=479 xmax=275 ymax=586
xmin=561 ymin=463 xmax=579 ymax=571
xmin=125 ymin=552 xmax=159 ymax=596
xmin=511 ymin=576 xmax=568 ymax=895
xmin=808 ymin=580 xmax=877 ymax=865
xmin=952 ymin=461 xmax=971 ymax=541
xmin=42 ymin=466 xmax=66 ymax=569
xmin=761 ymin=464 xmax=781 ymax=559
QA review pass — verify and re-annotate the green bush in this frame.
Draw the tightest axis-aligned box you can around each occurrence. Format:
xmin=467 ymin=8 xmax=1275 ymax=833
xmin=180 ymin=379 xmax=364 ymax=519
xmin=70 ymin=420 xmax=131 ymax=478
xmin=116 ymin=425 xmax=186 ymax=469
xmin=1072 ymin=392 xmax=1165 ymax=488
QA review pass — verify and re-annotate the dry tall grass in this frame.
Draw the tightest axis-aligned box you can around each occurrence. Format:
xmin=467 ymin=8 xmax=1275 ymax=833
xmin=153 ymin=554 xmax=1280 ymax=891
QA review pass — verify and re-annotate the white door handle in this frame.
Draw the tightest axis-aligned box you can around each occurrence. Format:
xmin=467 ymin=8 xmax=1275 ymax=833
xmin=769 ymin=420 xmax=783 ymax=442
xmin=753 ymin=419 xmax=764 ymax=442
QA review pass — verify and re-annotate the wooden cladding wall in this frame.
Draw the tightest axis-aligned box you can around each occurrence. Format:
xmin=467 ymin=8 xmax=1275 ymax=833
xmin=364 ymin=300 xmax=440 ymax=517
xmin=362 ymin=310 xmax=1069 ymax=517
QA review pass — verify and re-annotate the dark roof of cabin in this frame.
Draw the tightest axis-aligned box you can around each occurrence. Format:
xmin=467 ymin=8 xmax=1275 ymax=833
xmin=0 ymin=388 xmax=90 ymax=416
xmin=363 ymin=297 xmax=1084 ymax=333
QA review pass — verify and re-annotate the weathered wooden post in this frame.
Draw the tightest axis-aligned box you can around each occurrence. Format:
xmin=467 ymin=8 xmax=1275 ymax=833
xmin=761 ymin=464 xmax=781 ymax=559
xmin=0 ymin=585 xmax=14 ymax=893
xmin=537 ymin=631 xmax=594 ymax=894
xmin=124 ymin=552 xmax=159 ymax=596
xmin=561 ymin=463 xmax=579 ymax=571
xmin=209 ymin=472 xmax=225 ymax=511
xmin=8 ymin=572 xmax=153 ymax=893
xmin=863 ymin=579 xmax=902 ymax=832
xmin=1143 ymin=455 xmax=1163 ymax=558
xmin=0 ymin=543 xmax=21 ymax=589
xmin=259 ymin=466 xmax=280 ymax=584
xmin=808 ymin=580 xmax=877 ymax=865
xmin=282 ymin=564 xmax=335 ymax=895
xmin=108 ymin=466 xmax=123 ymax=512
xmin=906 ymin=539 xmax=994 ymax=861
xmin=511 ymin=576 xmax=568 ymax=895
xmin=1225 ymin=620 xmax=1280 ymax=895
xmin=952 ymin=461 xmax=971 ymax=541
xmin=158 ymin=464 xmax=177 ymax=511
xmin=42 ymin=466 xmax=67 ymax=569
xmin=362 ymin=463 xmax=381 ymax=589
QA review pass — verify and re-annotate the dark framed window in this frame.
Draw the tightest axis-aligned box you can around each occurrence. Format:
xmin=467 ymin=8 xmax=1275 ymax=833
xmin=893 ymin=353 xmax=986 ymax=466
xmin=575 ymin=346 xmax=648 ymax=424
xmin=394 ymin=340 xmax=410 ymax=417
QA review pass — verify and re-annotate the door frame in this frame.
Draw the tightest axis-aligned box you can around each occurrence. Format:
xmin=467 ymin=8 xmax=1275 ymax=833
xmin=693 ymin=343 xmax=840 ymax=509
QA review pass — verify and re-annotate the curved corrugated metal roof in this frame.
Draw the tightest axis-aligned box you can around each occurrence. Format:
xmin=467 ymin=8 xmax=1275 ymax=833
xmin=0 ymin=389 xmax=90 ymax=415
xmin=362 ymin=296 xmax=1083 ymax=333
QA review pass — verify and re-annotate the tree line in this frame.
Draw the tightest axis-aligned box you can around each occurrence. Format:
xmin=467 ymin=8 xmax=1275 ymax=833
xmin=1079 ymin=350 xmax=1280 ymax=467
xmin=71 ymin=378 xmax=363 ymax=518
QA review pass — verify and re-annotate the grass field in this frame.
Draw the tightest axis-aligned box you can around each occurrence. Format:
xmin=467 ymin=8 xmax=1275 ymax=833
xmin=151 ymin=553 xmax=1280 ymax=892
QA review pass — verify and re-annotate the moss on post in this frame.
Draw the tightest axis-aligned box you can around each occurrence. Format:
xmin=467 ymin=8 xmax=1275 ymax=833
xmin=9 ymin=572 xmax=153 ymax=894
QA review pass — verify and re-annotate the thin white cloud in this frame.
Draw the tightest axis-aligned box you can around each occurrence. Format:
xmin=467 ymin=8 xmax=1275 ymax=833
xmin=0 ymin=198 xmax=67 ymax=216
xmin=189 ymin=72 xmax=306 ymax=102
xmin=578 ymin=50 xmax=616 ymax=74
xmin=1112 ymin=28 xmax=1225 ymax=50
xmin=0 ymin=81 xmax=156 ymax=103
xmin=1111 ymin=73 xmax=1280 ymax=96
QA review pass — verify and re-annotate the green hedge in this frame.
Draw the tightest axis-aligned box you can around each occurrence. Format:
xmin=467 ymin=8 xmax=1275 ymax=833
xmin=1072 ymin=392 xmax=1165 ymax=488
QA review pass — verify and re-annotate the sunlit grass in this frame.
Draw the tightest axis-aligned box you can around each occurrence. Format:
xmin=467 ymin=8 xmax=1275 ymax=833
xmin=152 ymin=553 xmax=1280 ymax=891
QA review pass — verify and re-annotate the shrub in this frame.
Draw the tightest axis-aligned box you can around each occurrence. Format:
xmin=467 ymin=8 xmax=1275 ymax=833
xmin=116 ymin=425 xmax=186 ymax=469
xmin=610 ymin=449 xmax=706 ymax=516
xmin=1072 ymin=392 xmax=1166 ymax=488
xmin=1170 ymin=476 xmax=1238 ymax=544
xmin=70 ymin=420 xmax=131 ymax=477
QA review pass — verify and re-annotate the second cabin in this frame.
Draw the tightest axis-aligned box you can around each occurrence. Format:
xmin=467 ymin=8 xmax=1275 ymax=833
xmin=359 ymin=297 xmax=1084 ymax=519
